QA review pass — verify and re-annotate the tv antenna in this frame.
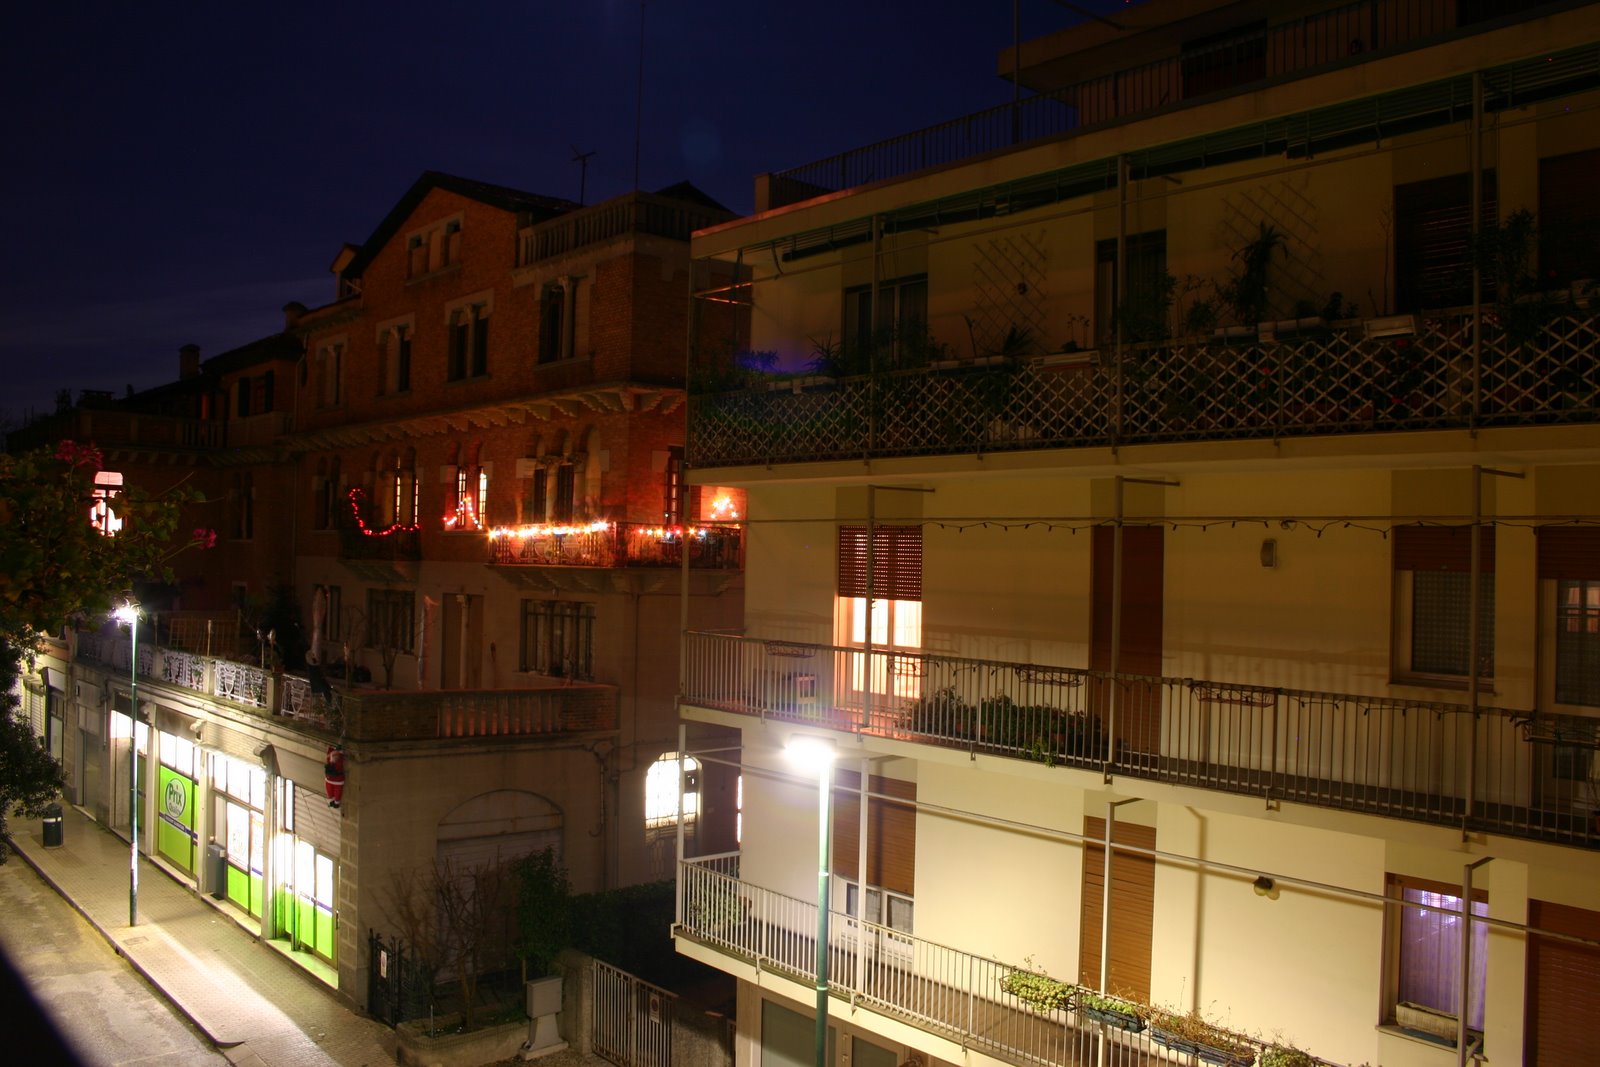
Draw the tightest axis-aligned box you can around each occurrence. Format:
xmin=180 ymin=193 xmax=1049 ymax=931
xmin=571 ymin=145 xmax=597 ymax=205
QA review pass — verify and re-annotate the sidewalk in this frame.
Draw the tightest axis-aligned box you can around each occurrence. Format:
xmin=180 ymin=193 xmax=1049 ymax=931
xmin=12 ymin=804 xmax=396 ymax=1067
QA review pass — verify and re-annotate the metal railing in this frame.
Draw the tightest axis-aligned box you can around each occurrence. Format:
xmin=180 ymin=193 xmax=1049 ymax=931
xmin=487 ymin=522 xmax=744 ymax=570
xmin=519 ymin=190 xmax=731 ymax=265
xmin=681 ymin=632 xmax=1600 ymax=850
xmin=76 ymin=633 xmax=619 ymax=742
xmin=767 ymin=0 xmax=1465 ymax=205
xmin=688 ymin=310 xmax=1599 ymax=467
xmin=678 ymin=856 xmax=1282 ymax=1067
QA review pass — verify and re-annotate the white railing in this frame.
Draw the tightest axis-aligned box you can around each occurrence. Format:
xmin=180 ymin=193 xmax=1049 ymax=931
xmin=682 ymin=631 xmax=1600 ymax=851
xmin=212 ymin=659 xmax=269 ymax=708
xmin=677 ymin=857 xmax=1274 ymax=1067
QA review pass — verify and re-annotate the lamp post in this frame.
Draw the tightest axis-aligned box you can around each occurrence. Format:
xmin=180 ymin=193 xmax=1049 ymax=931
xmin=786 ymin=735 xmax=836 ymax=1067
xmin=114 ymin=601 xmax=140 ymax=927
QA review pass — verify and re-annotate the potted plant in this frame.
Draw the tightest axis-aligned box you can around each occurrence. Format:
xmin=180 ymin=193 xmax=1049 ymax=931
xmin=1075 ymin=990 xmax=1145 ymax=1033
xmin=1000 ymin=959 xmax=1074 ymax=1014
xmin=1146 ymin=1008 xmax=1256 ymax=1067
xmin=1259 ymin=1045 xmax=1317 ymax=1067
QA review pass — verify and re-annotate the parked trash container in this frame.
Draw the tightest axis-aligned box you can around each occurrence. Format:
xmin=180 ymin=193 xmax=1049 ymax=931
xmin=42 ymin=804 xmax=64 ymax=848
xmin=206 ymin=841 xmax=227 ymax=899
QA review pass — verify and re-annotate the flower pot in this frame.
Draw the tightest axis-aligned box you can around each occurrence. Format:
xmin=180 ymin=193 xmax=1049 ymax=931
xmin=1080 ymin=1004 xmax=1145 ymax=1033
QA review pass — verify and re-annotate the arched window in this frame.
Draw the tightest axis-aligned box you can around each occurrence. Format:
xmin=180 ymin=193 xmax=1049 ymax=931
xmin=645 ymin=752 xmax=699 ymax=829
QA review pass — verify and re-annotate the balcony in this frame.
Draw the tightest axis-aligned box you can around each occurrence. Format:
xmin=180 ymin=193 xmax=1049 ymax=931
xmin=764 ymin=1 xmax=1571 ymax=208
xmin=678 ymin=855 xmax=1292 ymax=1067
xmin=687 ymin=311 xmax=1599 ymax=468
xmin=681 ymin=631 xmax=1600 ymax=851
xmin=76 ymin=631 xmax=618 ymax=743
xmin=518 ymin=189 xmax=732 ymax=266
xmin=486 ymin=521 xmax=744 ymax=570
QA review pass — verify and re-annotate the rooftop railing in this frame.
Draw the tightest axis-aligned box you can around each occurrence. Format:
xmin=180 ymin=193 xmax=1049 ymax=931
xmin=688 ymin=310 xmax=1599 ymax=468
xmin=519 ymin=190 xmax=731 ymax=265
xmin=486 ymin=521 xmax=744 ymax=570
xmin=76 ymin=631 xmax=618 ymax=742
xmin=678 ymin=855 xmax=1293 ymax=1067
xmin=681 ymin=631 xmax=1600 ymax=851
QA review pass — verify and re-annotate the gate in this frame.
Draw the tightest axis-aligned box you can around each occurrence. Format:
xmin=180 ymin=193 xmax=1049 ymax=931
xmin=593 ymin=958 xmax=675 ymax=1067
xmin=367 ymin=929 xmax=433 ymax=1027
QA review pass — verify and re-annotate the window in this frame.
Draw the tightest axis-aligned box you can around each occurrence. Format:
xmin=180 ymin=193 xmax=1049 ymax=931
xmin=90 ymin=471 xmax=124 ymax=535
xmin=1388 ymin=874 xmax=1488 ymax=1036
xmin=447 ymin=461 xmax=487 ymax=530
xmin=379 ymin=452 xmax=418 ymax=529
xmin=235 ymin=378 xmax=251 ymax=417
xmin=1395 ymin=172 xmax=1498 ymax=311
xmin=406 ymin=216 xmax=462 ymax=278
xmin=552 ymin=464 xmax=576 ymax=523
xmin=447 ymin=303 xmax=490 ymax=381
xmin=1542 ymin=528 xmax=1600 ymax=707
xmin=322 ymin=584 xmax=342 ymax=641
xmin=232 ymin=473 xmax=254 ymax=541
xmin=519 ymin=599 xmax=595 ymax=678
xmin=315 ymin=341 xmax=344 ymax=408
xmin=843 ymin=274 xmax=928 ymax=371
xmin=1096 ymin=231 xmax=1168 ymax=345
xmin=314 ymin=457 xmax=341 ymax=530
xmin=379 ymin=323 xmax=412 ymax=394
xmin=539 ymin=283 xmax=566 ymax=364
xmin=645 ymin=752 xmax=699 ymax=829
xmin=366 ymin=588 xmax=416 ymax=654
xmin=837 ymin=525 xmax=923 ymax=700
xmin=522 ymin=467 xmax=549 ymax=524
xmin=663 ymin=447 xmax=686 ymax=525
xmin=1540 ymin=149 xmax=1600 ymax=292
xmin=1393 ymin=526 xmax=1494 ymax=682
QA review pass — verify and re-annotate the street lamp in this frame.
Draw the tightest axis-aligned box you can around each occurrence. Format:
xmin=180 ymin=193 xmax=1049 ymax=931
xmin=113 ymin=600 xmax=140 ymax=927
xmin=786 ymin=734 xmax=836 ymax=1067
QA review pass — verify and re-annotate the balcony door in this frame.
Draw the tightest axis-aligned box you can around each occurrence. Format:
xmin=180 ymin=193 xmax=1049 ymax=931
xmin=1091 ymin=526 xmax=1164 ymax=756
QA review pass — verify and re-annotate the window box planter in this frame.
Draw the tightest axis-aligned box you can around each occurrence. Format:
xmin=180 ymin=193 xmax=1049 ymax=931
xmin=1148 ymin=1012 xmax=1256 ymax=1066
xmin=1395 ymin=1001 xmax=1460 ymax=1042
xmin=1076 ymin=997 xmax=1145 ymax=1033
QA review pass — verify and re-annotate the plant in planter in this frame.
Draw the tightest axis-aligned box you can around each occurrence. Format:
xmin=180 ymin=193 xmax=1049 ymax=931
xmin=1146 ymin=1008 xmax=1256 ymax=1067
xmin=1259 ymin=1045 xmax=1318 ymax=1067
xmin=1075 ymin=989 xmax=1146 ymax=1033
xmin=1218 ymin=222 xmax=1283 ymax=330
xmin=1000 ymin=958 xmax=1075 ymax=1014
xmin=907 ymin=685 xmax=975 ymax=739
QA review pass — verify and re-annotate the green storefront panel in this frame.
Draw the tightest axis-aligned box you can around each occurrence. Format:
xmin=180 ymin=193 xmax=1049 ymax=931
xmin=155 ymin=767 xmax=195 ymax=873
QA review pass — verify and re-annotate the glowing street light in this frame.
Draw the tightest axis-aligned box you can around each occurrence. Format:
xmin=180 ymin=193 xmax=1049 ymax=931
xmin=786 ymin=734 xmax=837 ymax=1067
xmin=113 ymin=600 xmax=140 ymax=926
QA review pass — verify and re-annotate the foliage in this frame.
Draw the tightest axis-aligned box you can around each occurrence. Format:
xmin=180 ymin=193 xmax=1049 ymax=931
xmin=1076 ymin=988 xmax=1143 ymax=1020
xmin=1218 ymin=223 xmax=1283 ymax=327
xmin=690 ymin=342 xmax=779 ymax=393
xmin=512 ymin=847 xmax=571 ymax=979
xmin=1320 ymin=291 xmax=1358 ymax=322
xmin=1113 ymin=271 xmax=1177 ymax=344
xmin=1260 ymin=1045 xmax=1318 ymax=1067
xmin=1146 ymin=1006 xmax=1256 ymax=1062
xmin=1001 ymin=958 xmax=1074 ymax=1013
xmin=238 ymin=583 xmax=309 ymax=671
xmin=0 ymin=442 xmax=205 ymax=860
xmin=1470 ymin=207 xmax=1568 ymax=348
xmin=907 ymin=685 xmax=975 ymax=738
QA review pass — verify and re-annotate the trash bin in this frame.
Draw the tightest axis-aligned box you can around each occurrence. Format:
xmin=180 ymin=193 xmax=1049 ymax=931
xmin=206 ymin=841 xmax=227 ymax=899
xmin=42 ymin=804 xmax=64 ymax=848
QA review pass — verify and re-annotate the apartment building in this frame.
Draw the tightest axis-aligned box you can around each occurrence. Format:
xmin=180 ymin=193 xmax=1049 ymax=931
xmin=30 ymin=170 xmax=747 ymax=1004
xmin=674 ymin=3 xmax=1600 ymax=1066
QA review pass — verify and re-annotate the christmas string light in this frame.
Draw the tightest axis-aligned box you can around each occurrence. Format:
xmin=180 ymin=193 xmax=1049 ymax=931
xmin=346 ymin=488 xmax=421 ymax=538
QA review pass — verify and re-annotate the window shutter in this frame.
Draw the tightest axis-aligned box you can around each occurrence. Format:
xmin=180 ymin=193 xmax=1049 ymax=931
xmin=1393 ymin=526 xmax=1496 ymax=573
xmin=1537 ymin=528 xmax=1599 ymax=580
xmin=838 ymin=525 xmax=922 ymax=601
xmin=831 ymin=771 xmax=916 ymax=897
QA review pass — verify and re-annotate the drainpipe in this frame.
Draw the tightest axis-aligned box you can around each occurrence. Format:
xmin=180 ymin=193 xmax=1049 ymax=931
xmin=1107 ymin=477 xmax=1124 ymax=779
xmin=865 ymin=488 xmax=876 ymax=732
xmin=676 ymin=723 xmax=687 ymax=917
xmin=1466 ymin=466 xmax=1482 ymax=833
xmin=1470 ymin=72 xmax=1483 ymax=431
xmin=857 ymin=756 xmax=869 ymax=921
xmin=1114 ymin=157 xmax=1128 ymax=446
xmin=1098 ymin=798 xmax=1140 ymax=1067
xmin=1458 ymin=857 xmax=1492 ymax=1066
xmin=869 ymin=215 xmax=881 ymax=456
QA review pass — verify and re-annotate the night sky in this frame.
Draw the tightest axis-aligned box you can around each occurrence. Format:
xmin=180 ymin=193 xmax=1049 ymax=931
xmin=1 ymin=1 xmax=1133 ymax=422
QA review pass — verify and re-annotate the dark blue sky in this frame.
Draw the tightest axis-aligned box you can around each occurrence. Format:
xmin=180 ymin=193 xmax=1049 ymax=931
xmin=0 ymin=1 xmax=1133 ymax=422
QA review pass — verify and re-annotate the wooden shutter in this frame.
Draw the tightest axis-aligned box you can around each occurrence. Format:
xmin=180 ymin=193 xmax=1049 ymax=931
xmin=1090 ymin=526 xmax=1164 ymax=753
xmin=1394 ymin=171 xmax=1497 ymax=310
xmin=1078 ymin=816 xmax=1155 ymax=1001
xmin=1525 ymin=899 xmax=1600 ymax=1067
xmin=838 ymin=526 xmax=923 ymax=601
xmin=1393 ymin=526 xmax=1496 ymax=573
xmin=1537 ymin=528 xmax=1599 ymax=580
xmin=831 ymin=770 xmax=916 ymax=897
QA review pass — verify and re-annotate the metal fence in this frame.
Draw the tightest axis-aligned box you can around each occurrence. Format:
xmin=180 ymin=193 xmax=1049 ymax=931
xmin=682 ymin=631 xmax=1600 ymax=850
xmin=594 ymin=958 xmax=675 ymax=1067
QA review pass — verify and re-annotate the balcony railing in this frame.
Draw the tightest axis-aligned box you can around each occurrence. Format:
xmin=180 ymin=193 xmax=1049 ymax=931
xmin=681 ymin=631 xmax=1600 ymax=851
xmin=519 ymin=190 xmax=731 ymax=266
xmin=487 ymin=521 xmax=744 ymax=570
xmin=768 ymin=0 xmax=1486 ymax=207
xmin=77 ymin=632 xmax=618 ymax=742
xmin=688 ymin=311 xmax=1599 ymax=468
xmin=678 ymin=855 xmax=1287 ymax=1067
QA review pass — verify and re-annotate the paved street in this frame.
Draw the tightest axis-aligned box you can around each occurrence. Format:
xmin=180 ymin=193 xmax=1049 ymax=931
xmin=0 ymin=854 xmax=228 ymax=1066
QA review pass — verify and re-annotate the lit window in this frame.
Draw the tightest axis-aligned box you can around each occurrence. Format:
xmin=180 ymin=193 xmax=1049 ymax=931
xmin=1555 ymin=579 xmax=1600 ymax=706
xmin=90 ymin=471 xmax=124 ymax=535
xmin=645 ymin=752 xmax=699 ymax=829
xmin=1393 ymin=527 xmax=1494 ymax=682
xmin=838 ymin=526 xmax=923 ymax=700
xmin=1388 ymin=874 xmax=1487 ymax=1037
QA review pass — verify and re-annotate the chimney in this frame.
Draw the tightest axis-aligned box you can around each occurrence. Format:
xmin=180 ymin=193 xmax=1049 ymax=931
xmin=283 ymin=301 xmax=308 ymax=330
xmin=179 ymin=343 xmax=201 ymax=380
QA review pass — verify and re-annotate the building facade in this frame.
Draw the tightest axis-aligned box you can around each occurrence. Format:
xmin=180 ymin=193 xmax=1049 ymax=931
xmin=675 ymin=4 xmax=1600 ymax=1067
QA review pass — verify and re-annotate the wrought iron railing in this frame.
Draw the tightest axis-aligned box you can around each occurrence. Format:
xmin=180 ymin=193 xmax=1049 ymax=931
xmin=767 ymin=0 xmax=1478 ymax=206
xmin=518 ymin=190 xmax=730 ymax=265
xmin=681 ymin=632 xmax=1600 ymax=851
xmin=678 ymin=856 xmax=1284 ymax=1067
xmin=486 ymin=521 xmax=744 ymax=570
xmin=688 ymin=311 xmax=1599 ymax=467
